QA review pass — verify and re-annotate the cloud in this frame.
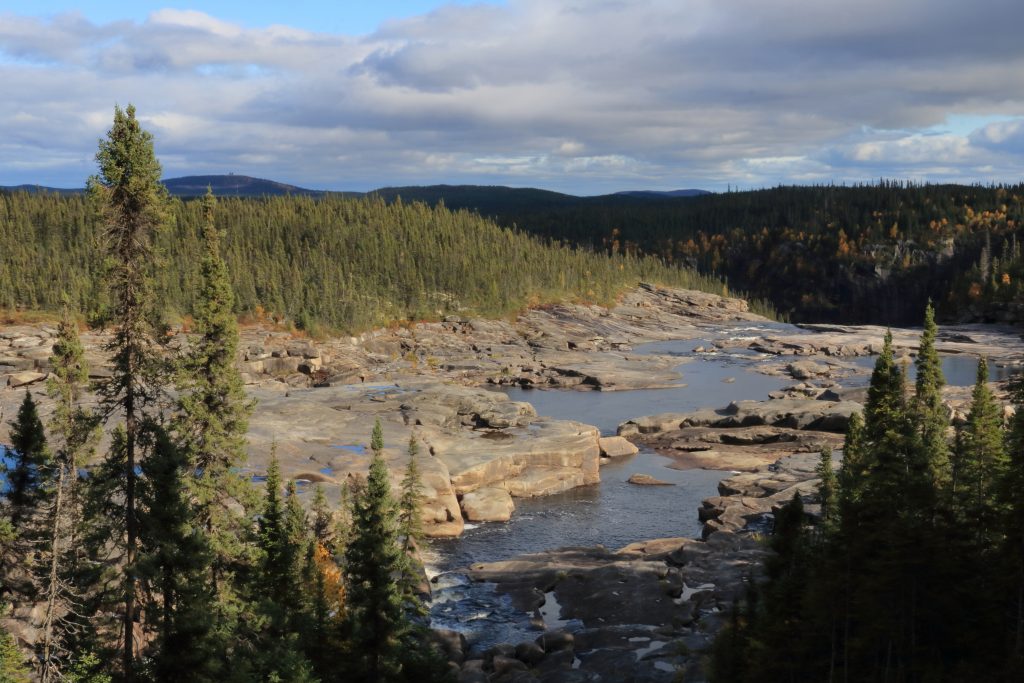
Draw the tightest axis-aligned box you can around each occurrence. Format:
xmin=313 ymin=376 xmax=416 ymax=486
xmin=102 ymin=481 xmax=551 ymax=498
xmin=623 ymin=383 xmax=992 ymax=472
xmin=1 ymin=1 xmax=1024 ymax=192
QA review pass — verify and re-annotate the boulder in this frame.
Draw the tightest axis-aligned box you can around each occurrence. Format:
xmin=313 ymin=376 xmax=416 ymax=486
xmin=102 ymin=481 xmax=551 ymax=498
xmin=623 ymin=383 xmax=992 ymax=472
xmin=430 ymin=628 xmax=468 ymax=665
xmin=536 ymin=630 xmax=575 ymax=654
xmin=787 ymin=360 xmax=831 ymax=380
xmin=627 ymin=473 xmax=674 ymax=486
xmin=515 ymin=641 xmax=547 ymax=666
xmin=598 ymin=436 xmax=639 ymax=458
xmin=461 ymin=487 xmax=516 ymax=522
xmin=7 ymin=371 xmax=46 ymax=388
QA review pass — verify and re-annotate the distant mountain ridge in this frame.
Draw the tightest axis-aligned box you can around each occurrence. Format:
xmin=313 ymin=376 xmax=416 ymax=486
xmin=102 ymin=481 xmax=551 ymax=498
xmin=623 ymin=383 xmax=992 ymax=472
xmin=614 ymin=189 xmax=711 ymax=198
xmin=161 ymin=174 xmax=325 ymax=197
xmin=0 ymin=174 xmax=711 ymax=202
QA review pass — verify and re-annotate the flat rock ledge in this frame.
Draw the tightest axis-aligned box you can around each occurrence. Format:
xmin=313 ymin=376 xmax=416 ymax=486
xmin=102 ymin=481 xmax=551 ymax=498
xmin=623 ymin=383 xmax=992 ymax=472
xmin=618 ymin=398 xmax=859 ymax=472
xmin=456 ymin=532 xmax=767 ymax=682
xmin=699 ymin=450 xmax=837 ymax=539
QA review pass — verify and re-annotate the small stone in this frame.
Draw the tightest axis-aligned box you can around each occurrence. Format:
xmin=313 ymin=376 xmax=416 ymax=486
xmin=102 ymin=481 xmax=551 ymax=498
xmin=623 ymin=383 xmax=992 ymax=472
xmin=627 ymin=473 xmax=674 ymax=486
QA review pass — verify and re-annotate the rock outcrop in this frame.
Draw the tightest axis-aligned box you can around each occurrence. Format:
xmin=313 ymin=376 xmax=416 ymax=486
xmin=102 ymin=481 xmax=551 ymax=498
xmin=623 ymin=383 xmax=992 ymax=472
xmin=458 ymin=532 xmax=767 ymax=681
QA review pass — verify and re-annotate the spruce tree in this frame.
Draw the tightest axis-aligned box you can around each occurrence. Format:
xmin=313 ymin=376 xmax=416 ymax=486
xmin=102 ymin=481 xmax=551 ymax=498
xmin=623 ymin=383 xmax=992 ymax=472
xmin=816 ymin=446 xmax=838 ymax=531
xmin=0 ymin=624 xmax=30 ymax=683
xmin=1001 ymin=373 xmax=1024 ymax=666
xmin=945 ymin=357 xmax=1008 ymax=666
xmin=861 ymin=330 xmax=911 ymax=508
xmin=254 ymin=451 xmax=315 ymax=682
xmin=837 ymin=411 xmax=866 ymax=516
xmin=136 ymin=425 xmax=216 ymax=683
xmin=89 ymin=103 xmax=169 ymax=678
xmin=398 ymin=435 xmax=425 ymax=610
xmin=957 ymin=358 xmax=1007 ymax=535
xmin=345 ymin=419 xmax=407 ymax=682
xmin=310 ymin=485 xmax=333 ymax=550
xmin=911 ymin=302 xmax=950 ymax=498
xmin=258 ymin=451 xmax=294 ymax=610
xmin=40 ymin=308 xmax=99 ymax=683
xmin=174 ymin=188 xmax=255 ymax=584
xmin=5 ymin=390 xmax=50 ymax=526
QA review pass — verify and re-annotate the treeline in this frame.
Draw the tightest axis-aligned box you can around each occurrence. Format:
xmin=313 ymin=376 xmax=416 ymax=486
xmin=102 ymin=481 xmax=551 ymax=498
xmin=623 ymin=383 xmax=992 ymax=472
xmin=712 ymin=306 xmax=1024 ymax=681
xmin=0 ymin=186 xmax=763 ymax=335
xmin=0 ymin=106 xmax=451 ymax=682
xmin=419 ymin=181 xmax=1024 ymax=324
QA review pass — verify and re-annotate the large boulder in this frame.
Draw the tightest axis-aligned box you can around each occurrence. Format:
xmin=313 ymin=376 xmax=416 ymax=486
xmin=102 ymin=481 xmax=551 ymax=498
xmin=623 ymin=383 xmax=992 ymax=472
xmin=461 ymin=487 xmax=515 ymax=522
xmin=6 ymin=371 xmax=46 ymax=388
xmin=598 ymin=436 xmax=639 ymax=458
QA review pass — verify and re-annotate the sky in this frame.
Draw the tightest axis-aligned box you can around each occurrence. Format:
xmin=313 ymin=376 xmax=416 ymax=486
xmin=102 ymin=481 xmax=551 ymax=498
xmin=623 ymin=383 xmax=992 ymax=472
xmin=1 ymin=0 xmax=1023 ymax=194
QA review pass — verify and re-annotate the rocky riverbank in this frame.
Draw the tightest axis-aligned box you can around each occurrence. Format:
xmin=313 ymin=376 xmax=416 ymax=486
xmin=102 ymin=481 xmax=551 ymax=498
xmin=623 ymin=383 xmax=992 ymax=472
xmin=441 ymin=532 xmax=768 ymax=682
xmin=0 ymin=284 xmax=763 ymax=537
xmin=5 ymin=286 xmax=1024 ymax=679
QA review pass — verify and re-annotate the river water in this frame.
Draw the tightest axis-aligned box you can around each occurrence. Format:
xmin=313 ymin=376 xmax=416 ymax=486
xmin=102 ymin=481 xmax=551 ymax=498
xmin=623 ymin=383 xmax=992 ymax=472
xmin=425 ymin=321 xmax=1022 ymax=648
xmin=427 ymin=323 xmax=804 ymax=648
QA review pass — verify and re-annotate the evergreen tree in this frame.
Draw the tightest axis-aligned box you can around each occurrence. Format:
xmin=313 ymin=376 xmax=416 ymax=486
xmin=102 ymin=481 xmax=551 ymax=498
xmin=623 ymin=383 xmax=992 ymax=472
xmin=89 ymin=103 xmax=169 ymax=678
xmin=172 ymin=189 xmax=258 ymax=677
xmin=837 ymin=411 xmax=867 ymax=516
xmin=258 ymin=451 xmax=295 ymax=610
xmin=4 ymin=390 xmax=50 ymax=526
xmin=174 ymin=188 xmax=255 ymax=586
xmin=957 ymin=357 xmax=1007 ymax=535
xmin=816 ymin=447 xmax=838 ymax=531
xmin=945 ymin=357 xmax=1008 ymax=669
xmin=284 ymin=481 xmax=308 ymax=555
xmin=39 ymin=308 xmax=99 ymax=683
xmin=0 ymin=624 xmax=30 ymax=683
xmin=310 ymin=485 xmax=333 ymax=550
xmin=398 ymin=435 xmax=425 ymax=610
xmin=254 ymin=451 xmax=315 ymax=682
xmin=910 ymin=302 xmax=950 ymax=496
xmin=345 ymin=419 xmax=407 ymax=682
xmin=1001 ymin=373 xmax=1024 ymax=668
xmin=136 ymin=425 xmax=217 ymax=683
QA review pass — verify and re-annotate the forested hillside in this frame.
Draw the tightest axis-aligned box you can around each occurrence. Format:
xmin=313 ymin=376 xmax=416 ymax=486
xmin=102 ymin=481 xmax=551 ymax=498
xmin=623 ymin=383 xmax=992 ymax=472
xmin=0 ymin=191 xmax=749 ymax=334
xmin=711 ymin=309 xmax=1024 ymax=681
xmin=399 ymin=182 xmax=1024 ymax=325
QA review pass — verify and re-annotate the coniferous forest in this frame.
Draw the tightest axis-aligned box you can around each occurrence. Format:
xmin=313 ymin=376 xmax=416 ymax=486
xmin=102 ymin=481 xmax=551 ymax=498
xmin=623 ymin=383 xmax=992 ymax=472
xmin=0 ymin=179 xmax=758 ymax=336
xmin=710 ymin=306 xmax=1024 ymax=681
xmin=0 ymin=106 xmax=454 ymax=682
xmin=375 ymin=183 xmax=1024 ymax=325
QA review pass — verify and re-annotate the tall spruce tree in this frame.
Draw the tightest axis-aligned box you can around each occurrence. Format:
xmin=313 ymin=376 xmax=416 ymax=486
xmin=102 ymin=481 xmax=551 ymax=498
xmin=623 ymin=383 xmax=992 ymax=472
xmin=174 ymin=188 xmax=255 ymax=580
xmin=911 ymin=302 xmax=950 ymax=498
xmin=397 ymin=435 xmax=425 ymax=611
xmin=251 ymin=451 xmax=316 ymax=683
xmin=957 ymin=358 xmax=1007 ymax=535
xmin=816 ymin=446 xmax=838 ymax=532
xmin=1001 ymin=373 xmax=1024 ymax=667
xmin=345 ymin=419 xmax=407 ymax=682
xmin=39 ymin=309 xmax=99 ymax=682
xmin=136 ymin=425 xmax=216 ymax=683
xmin=258 ymin=452 xmax=295 ymax=611
xmin=89 ymin=104 xmax=169 ymax=678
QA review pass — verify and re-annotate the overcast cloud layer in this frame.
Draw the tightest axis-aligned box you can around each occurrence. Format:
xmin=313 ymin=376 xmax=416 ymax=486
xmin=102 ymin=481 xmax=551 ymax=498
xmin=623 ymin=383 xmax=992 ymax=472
xmin=2 ymin=0 xmax=1024 ymax=193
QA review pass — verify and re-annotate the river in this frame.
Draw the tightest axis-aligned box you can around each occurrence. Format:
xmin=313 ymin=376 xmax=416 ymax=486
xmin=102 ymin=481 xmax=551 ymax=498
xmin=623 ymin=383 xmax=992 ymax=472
xmin=425 ymin=321 xmax=1019 ymax=649
xmin=426 ymin=323 xmax=804 ymax=649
